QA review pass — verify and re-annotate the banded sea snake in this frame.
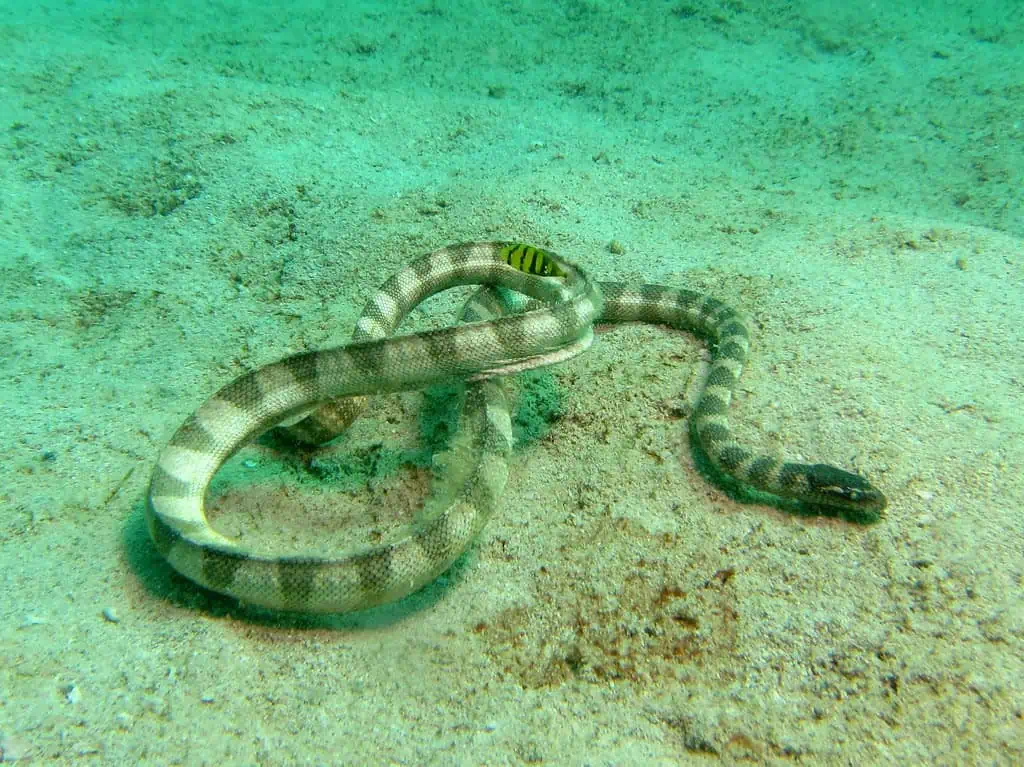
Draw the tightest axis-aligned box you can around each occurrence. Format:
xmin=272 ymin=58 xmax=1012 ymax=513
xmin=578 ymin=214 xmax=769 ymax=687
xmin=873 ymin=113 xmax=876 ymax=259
xmin=147 ymin=242 xmax=886 ymax=612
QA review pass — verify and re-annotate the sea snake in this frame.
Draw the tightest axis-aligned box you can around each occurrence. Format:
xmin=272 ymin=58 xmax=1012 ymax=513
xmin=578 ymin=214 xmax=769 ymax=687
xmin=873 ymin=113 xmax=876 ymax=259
xmin=146 ymin=242 xmax=887 ymax=613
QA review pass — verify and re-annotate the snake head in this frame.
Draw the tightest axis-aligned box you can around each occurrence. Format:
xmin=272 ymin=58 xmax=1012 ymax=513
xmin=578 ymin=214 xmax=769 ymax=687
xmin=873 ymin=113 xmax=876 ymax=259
xmin=805 ymin=464 xmax=888 ymax=515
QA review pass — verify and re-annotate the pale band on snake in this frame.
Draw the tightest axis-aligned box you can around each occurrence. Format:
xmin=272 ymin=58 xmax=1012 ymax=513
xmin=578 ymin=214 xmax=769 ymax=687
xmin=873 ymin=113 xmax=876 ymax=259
xmin=146 ymin=242 xmax=886 ymax=613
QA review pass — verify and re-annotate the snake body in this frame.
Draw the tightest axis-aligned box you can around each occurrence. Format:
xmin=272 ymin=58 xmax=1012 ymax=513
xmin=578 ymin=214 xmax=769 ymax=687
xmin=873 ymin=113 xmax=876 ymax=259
xmin=147 ymin=242 xmax=886 ymax=613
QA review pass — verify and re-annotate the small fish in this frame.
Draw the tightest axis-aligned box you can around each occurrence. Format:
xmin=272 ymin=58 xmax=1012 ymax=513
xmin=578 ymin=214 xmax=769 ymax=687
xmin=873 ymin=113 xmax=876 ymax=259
xmin=499 ymin=243 xmax=566 ymax=277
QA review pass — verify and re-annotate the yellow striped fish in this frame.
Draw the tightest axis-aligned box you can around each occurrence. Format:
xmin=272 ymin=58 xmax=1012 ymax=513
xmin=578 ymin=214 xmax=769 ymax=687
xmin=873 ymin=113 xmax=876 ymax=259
xmin=499 ymin=243 xmax=566 ymax=278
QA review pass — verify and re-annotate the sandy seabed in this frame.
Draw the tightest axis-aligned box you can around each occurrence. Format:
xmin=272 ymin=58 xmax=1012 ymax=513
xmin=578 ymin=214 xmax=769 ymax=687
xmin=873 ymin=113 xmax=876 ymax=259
xmin=1 ymin=1 xmax=1021 ymax=764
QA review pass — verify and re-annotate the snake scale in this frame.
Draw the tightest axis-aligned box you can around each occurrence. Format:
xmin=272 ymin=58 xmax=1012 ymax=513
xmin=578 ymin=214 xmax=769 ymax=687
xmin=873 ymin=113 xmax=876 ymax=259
xmin=147 ymin=242 xmax=886 ymax=613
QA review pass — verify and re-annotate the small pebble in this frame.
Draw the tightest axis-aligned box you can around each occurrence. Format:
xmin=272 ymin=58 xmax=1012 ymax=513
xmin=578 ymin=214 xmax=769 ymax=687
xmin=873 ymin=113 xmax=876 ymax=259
xmin=114 ymin=712 xmax=134 ymax=731
xmin=65 ymin=684 xmax=81 ymax=705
